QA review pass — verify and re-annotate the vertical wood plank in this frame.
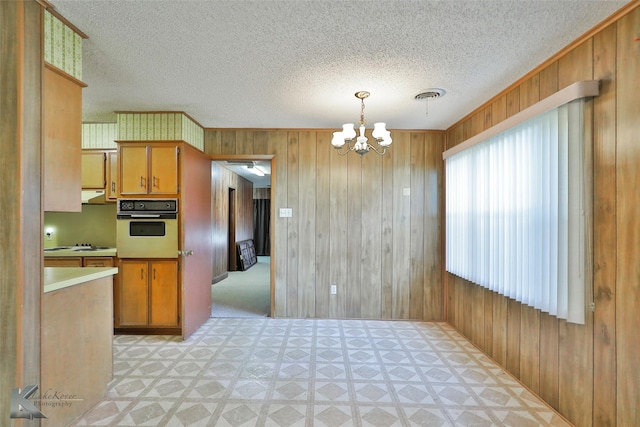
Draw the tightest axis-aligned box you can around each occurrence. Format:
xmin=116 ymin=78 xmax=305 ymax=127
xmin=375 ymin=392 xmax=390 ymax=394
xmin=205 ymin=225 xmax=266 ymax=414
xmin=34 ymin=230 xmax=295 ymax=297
xmin=558 ymin=34 xmax=594 ymax=427
xmin=235 ymin=130 xmax=253 ymax=154
xmin=298 ymin=131 xmax=316 ymax=317
xmin=423 ymin=132 xmax=444 ymax=320
xmin=592 ymin=21 xmax=617 ymax=427
xmin=220 ymin=130 xmax=236 ymax=155
xmin=491 ymin=292 xmax=508 ymax=366
xmin=616 ymin=8 xmax=640 ymax=426
xmin=361 ymin=132 xmax=383 ymax=318
xmin=409 ymin=132 xmax=426 ymax=319
xmin=268 ymin=131 xmax=288 ymax=317
xmin=539 ymin=61 xmax=559 ymax=99
xmin=286 ymin=132 xmax=299 ymax=317
xmin=329 ymin=140 xmax=348 ymax=318
xmin=254 ymin=130 xmax=269 ymax=154
xmin=483 ymin=289 xmax=493 ymax=355
xmin=392 ymin=132 xmax=411 ymax=319
xmin=315 ymin=131 xmax=331 ymax=318
xmin=491 ymin=95 xmax=507 ymax=126
xmin=204 ymin=129 xmax=221 ymax=154
xmin=539 ymin=313 xmax=559 ymax=410
xmin=506 ymin=299 xmax=521 ymax=377
xmin=558 ymin=39 xmax=594 ymax=89
xmin=380 ymin=138 xmax=394 ymax=319
xmin=519 ymin=305 xmax=540 ymax=393
xmin=519 ymin=73 xmax=540 ymax=110
xmin=346 ymin=147 xmax=362 ymax=318
xmin=505 ymin=87 xmax=520 ymax=118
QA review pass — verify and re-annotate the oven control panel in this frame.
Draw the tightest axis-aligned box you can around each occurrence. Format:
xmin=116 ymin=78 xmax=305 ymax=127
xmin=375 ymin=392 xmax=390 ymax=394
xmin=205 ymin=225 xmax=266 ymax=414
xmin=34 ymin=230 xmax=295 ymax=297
xmin=117 ymin=199 xmax=178 ymax=214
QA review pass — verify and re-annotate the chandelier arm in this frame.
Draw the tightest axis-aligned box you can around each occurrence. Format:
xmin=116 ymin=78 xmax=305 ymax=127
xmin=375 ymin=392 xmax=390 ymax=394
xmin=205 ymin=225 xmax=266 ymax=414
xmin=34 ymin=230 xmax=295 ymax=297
xmin=334 ymin=144 xmax=354 ymax=156
xmin=366 ymin=144 xmax=387 ymax=156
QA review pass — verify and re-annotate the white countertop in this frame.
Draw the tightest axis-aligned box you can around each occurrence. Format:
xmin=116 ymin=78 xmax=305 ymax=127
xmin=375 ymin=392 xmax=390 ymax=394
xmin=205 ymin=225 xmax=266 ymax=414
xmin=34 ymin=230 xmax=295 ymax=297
xmin=44 ymin=267 xmax=118 ymax=293
xmin=44 ymin=248 xmax=117 ymax=257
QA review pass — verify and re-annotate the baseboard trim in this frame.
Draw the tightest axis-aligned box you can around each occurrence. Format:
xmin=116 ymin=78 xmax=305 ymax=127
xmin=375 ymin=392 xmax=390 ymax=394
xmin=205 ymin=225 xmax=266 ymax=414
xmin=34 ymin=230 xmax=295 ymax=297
xmin=212 ymin=272 xmax=228 ymax=284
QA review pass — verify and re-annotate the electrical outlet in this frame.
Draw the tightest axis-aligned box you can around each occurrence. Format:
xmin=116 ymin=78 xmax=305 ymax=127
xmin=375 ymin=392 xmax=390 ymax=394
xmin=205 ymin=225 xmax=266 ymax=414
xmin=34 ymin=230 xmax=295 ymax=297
xmin=330 ymin=284 xmax=337 ymax=295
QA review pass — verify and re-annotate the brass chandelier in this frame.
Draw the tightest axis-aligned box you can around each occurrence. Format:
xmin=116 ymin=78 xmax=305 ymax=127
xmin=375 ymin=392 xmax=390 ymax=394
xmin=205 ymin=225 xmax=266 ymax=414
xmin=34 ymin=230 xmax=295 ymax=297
xmin=331 ymin=91 xmax=392 ymax=156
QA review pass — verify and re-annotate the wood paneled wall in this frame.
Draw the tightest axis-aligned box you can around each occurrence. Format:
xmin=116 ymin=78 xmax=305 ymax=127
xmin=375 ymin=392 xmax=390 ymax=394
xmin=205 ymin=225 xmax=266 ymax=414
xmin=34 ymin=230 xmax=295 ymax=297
xmin=253 ymin=188 xmax=271 ymax=199
xmin=444 ymin=5 xmax=640 ymax=426
xmin=0 ymin=0 xmax=43 ymax=421
xmin=211 ymin=161 xmax=254 ymax=280
xmin=205 ymin=129 xmax=444 ymax=320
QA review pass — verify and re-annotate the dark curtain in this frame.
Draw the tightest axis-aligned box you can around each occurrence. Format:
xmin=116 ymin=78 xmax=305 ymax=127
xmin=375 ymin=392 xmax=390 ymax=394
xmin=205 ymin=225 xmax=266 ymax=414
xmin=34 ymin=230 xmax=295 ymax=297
xmin=253 ymin=199 xmax=270 ymax=255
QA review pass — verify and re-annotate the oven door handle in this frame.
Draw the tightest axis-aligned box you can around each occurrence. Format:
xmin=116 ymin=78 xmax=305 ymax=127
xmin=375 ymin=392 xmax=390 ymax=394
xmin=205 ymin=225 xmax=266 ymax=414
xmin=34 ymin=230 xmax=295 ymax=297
xmin=129 ymin=214 xmax=162 ymax=218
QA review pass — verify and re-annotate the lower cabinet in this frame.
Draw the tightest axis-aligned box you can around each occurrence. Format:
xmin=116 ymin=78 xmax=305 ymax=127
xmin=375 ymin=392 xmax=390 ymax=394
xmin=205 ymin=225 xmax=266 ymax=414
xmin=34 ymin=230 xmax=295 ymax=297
xmin=117 ymin=259 xmax=179 ymax=328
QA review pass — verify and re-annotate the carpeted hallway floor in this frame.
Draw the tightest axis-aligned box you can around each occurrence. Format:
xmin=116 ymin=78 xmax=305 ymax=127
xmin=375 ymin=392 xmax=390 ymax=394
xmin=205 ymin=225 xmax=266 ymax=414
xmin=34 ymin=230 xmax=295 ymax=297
xmin=211 ymin=256 xmax=271 ymax=318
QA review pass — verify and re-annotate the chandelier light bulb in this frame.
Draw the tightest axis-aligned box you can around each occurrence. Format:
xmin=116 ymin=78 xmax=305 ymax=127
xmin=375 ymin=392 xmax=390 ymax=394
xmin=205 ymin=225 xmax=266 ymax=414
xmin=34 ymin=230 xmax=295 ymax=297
xmin=372 ymin=122 xmax=387 ymax=140
xmin=332 ymin=131 xmax=346 ymax=148
xmin=341 ymin=124 xmax=356 ymax=141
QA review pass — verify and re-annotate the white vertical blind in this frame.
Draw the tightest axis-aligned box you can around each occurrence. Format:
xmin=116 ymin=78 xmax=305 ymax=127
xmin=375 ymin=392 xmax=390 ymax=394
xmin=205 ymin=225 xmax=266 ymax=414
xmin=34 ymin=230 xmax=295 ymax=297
xmin=445 ymin=100 xmax=585 ymax=324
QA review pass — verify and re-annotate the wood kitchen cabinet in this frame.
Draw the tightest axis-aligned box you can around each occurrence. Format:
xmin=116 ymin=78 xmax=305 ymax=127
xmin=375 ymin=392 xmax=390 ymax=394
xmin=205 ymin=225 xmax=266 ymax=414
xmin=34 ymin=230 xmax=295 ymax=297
xmin=43 ymin=65 xmax=84 ymax=212
xmin=81 ymin=150 xmax=117 ymax=200
xmin=82 ymin=151 xmax=106 ymax=189
xmin=106 ymin=151 xmax=118 ymax=201
xmin=118 ymin=143 xmax=179 ymax=196
xmin=117 ymin=259 xmax=179 ymax=329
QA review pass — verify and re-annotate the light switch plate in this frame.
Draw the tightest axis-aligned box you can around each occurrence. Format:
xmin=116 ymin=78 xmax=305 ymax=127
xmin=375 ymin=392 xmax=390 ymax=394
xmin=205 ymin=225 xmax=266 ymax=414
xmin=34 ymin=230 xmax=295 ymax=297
xmin=403 ymin=187 xmax=411 ymax=196
xmin=279 ymin=208 xmax=293 ymax=218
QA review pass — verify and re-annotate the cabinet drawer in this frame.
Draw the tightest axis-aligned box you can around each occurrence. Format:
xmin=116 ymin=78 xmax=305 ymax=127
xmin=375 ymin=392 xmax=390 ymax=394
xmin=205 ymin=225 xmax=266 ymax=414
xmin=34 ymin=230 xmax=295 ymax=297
xmin=83 ymin=257 xmax=114 ymax=267
xmin=44 ymin=257 xmax=83 ymax=267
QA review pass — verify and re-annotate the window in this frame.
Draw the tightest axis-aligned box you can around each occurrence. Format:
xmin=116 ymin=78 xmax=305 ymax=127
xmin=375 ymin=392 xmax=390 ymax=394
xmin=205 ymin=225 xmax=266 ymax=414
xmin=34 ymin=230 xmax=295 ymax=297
xmin=445 ymin=91 xmax=593 ymax=325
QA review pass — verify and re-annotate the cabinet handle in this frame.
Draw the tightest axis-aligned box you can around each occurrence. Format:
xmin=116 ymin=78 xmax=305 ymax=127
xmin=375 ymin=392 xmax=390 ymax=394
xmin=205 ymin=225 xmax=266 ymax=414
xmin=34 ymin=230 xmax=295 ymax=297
xmin=140 ymin=268 xmax=144 ymax=280
xmin=153 ymin=268 xmax=156 ymax=280
xmin=111 ymin=181 xmax=115 ymax=192
xmin=140 ymin=176 xmax=145 ymax=188
xmin=153 ymin=176 xmax=158 ymax=187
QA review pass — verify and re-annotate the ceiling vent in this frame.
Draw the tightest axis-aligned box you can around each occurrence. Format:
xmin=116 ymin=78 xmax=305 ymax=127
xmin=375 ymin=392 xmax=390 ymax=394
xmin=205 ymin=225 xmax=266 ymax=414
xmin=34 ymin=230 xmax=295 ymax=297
xmin=414 ymin=88 xmax=446 ymax=101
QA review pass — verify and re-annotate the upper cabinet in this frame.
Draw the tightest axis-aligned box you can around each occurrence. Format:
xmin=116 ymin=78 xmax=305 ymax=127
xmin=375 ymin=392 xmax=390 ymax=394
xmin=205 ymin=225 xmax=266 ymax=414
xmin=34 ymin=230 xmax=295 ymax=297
xmin=81 ymin=149 xmax=118 ymax=201
xmin=118 ymin=143 xmax=179 ymax=196
xmin=43 ymin=66 xmax=84 ymax=212
xmin=81 ymin=151 xmax=106 ymax=189
xmin=107 ymin=151 xmax=118 ymax=201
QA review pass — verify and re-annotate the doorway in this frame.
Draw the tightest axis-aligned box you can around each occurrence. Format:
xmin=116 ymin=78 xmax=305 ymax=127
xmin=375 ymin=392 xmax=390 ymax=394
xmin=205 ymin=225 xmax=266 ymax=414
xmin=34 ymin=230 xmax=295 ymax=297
xmin=210 ymin=155 xmax=275 ymax=318
xmin=228 ymin=187 xmax=236 ymax=271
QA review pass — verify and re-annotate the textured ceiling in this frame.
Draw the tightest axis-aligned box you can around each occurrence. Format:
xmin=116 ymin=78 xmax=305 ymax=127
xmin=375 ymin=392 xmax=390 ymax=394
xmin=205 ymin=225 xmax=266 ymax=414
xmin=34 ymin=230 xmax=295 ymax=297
xmin=52 ymin=0 xmax=627 ymax=131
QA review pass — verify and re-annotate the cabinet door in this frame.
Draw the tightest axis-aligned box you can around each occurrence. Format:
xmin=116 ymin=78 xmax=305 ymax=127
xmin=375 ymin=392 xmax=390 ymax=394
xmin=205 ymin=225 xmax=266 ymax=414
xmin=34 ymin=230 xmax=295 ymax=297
xmin=119 ymin=146 xmax=148 ymax=195
xmin=44 ymin=257 xmax=82 ymax=267
xmin=43 ymin=67 xmax=82 ymax=212
xmin=149 ymin=260 xmax=179 ymax=326
xmin=119 ymin=260 xmax=149 ymax=325
xmin=149 ymin=146 xmax=179 ymax=194
xmin=106 ymin=151 xmax=118 ymax=200
xmin=81 ymin=152 xmax=106 ymax=189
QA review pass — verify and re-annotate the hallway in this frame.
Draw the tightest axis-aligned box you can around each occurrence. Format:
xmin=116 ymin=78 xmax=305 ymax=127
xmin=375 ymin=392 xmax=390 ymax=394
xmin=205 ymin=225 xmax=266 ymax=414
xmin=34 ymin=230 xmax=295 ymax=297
xmin=211 ymin=256 xmax=271 ymax=318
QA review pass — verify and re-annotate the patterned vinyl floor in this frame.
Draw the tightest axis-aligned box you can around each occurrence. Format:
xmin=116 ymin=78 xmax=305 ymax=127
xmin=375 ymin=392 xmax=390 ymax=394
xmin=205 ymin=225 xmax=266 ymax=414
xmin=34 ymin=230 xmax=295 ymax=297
xmin=72 ymin=318 xmax=570 ymax=426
